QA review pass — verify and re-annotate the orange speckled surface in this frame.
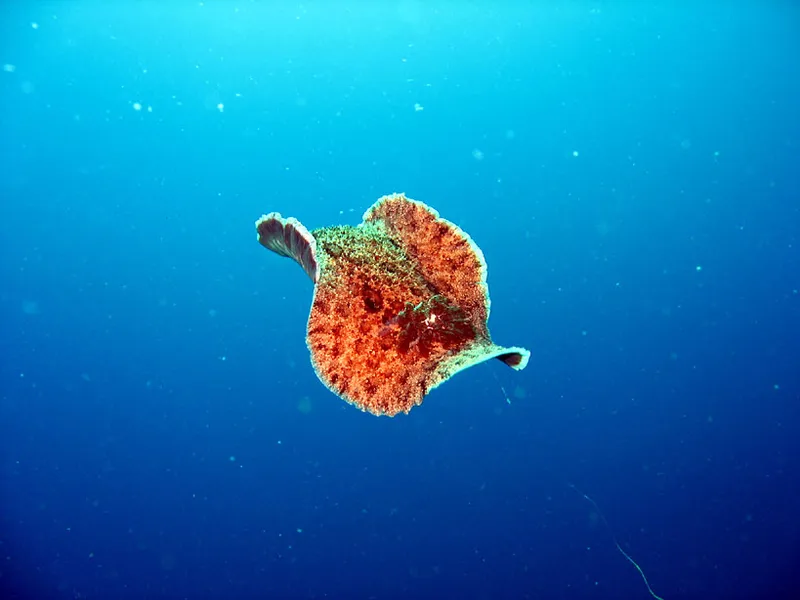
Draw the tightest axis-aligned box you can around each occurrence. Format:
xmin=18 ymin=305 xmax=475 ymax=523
xmin=363 ymin=194 xmax=490 ymax=336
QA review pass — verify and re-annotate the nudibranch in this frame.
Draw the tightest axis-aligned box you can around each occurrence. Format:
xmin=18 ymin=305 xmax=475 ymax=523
xmin=256 ymin=193 xmax=529 ymax=416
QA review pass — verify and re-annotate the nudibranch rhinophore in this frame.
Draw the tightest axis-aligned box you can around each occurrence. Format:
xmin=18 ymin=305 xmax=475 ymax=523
xmin=256 ymin=193 xmax=529 ymax=416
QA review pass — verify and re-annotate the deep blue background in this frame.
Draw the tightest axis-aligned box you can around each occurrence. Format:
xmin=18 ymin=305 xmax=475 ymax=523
xmin=2 ymin=2 xmax=799 ymax=599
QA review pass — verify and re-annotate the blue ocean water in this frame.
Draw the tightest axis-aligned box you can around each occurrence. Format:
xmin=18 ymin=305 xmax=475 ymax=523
xmin=1 ymin=2 xmax=799 ymax=598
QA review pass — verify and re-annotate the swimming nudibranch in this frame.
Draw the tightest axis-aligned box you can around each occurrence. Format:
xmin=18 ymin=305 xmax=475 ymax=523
xmin=256 ymin=193 xmax=529 ymax=416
